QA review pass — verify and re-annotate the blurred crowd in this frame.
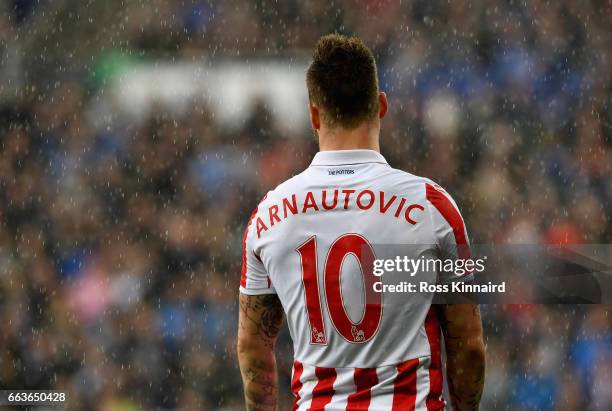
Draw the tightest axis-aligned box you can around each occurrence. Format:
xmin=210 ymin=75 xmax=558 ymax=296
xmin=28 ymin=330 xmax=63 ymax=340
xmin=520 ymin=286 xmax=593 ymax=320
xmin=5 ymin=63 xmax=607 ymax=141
xmin=1 ymin=0 xmax=611 ymax=410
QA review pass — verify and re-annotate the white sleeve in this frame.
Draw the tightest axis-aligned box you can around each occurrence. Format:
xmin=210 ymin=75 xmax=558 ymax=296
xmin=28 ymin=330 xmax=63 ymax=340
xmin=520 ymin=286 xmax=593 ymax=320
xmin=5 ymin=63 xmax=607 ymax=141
xmin=425 ymin=182 xmax=473 ymax=283
xmin=239 ymin=207 xmax=276 ymax=295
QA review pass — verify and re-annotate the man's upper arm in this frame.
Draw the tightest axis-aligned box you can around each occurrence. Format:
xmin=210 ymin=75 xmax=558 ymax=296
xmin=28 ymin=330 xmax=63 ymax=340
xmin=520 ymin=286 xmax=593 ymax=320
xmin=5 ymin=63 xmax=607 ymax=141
xmin=237 ymin=294 xmax=283 ymax=411
xmin=436 ymin=304 xmax=483 ymax=344
xmin=238 ymin=293 xmax=284 ymax=348
xmin=238 ymin=204 xmax=283 ymax=346
xmin=240 ymin=205 xmax=276 ymax=296
xmin=424 ymin=182 xmax=473 ymax=283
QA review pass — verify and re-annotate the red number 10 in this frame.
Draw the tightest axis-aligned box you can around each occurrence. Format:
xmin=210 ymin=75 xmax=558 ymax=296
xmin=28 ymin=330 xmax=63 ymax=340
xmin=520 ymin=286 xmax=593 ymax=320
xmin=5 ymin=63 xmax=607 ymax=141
xmin=296 ymin=234 xmax=382 ymax=344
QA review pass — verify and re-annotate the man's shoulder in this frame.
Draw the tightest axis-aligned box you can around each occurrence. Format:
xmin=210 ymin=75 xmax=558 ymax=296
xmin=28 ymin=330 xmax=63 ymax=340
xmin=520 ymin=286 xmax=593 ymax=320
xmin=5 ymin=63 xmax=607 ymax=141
xmin=378 ymin=165 xmax=442 ymax=197
xmin=384 ymin=165 xmax=432 ymax=184
xmin=257 ymin=164 xmax=451 ymax=209
xmin=256 ymin=170 xmax=309 ymax=208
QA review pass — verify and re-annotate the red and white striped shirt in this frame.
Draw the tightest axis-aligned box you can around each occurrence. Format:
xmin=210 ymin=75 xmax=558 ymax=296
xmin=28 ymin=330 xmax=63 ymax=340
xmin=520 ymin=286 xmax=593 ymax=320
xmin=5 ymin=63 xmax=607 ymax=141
xmin=240 ymin=150 xmax=470 ymax=410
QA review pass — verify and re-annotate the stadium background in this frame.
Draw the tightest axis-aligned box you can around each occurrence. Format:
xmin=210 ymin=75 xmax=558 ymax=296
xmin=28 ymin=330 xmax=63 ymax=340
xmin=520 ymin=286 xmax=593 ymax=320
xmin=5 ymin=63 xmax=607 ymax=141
xmin=0 ymin=0 xmax=611 ymax=410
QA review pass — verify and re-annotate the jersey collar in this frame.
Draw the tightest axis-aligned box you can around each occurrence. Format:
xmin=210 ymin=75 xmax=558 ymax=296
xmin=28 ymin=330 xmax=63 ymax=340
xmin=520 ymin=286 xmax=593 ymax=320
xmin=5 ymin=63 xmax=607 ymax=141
xmin=310 ymin=149 xmax=389 ymax=166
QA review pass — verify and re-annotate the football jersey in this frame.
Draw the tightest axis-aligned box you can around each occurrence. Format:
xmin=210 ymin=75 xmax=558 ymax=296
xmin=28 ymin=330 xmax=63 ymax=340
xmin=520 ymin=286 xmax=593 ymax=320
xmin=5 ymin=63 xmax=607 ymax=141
xmin=239 ymin=150 xmax=471 ymax=410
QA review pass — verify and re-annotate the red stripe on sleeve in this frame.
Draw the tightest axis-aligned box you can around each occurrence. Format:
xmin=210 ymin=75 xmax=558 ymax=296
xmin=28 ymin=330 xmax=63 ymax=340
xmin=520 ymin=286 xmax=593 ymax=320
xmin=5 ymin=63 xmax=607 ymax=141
xmin=346 ymin=367 xmax=379 ymax=410
xmin=391 ymin=358 xmax=419 ymax=410
xmin=240 ymin=207 xmax=259 ymax=288
xmin=309 ymin=366 xmax=336 ymax=411
xmin=425 ymin=308 xmax=445 ymax=410
xmin=291 ymin=360 xmax=304 ymax=411
xmin=425 ymin=183 xmax=471 ymax=260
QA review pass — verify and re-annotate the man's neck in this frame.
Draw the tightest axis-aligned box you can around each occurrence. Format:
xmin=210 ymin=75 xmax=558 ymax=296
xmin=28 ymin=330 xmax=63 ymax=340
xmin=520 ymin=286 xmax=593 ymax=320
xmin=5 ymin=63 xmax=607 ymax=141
xmin=317 ymin=122 xmax=380 ymax=152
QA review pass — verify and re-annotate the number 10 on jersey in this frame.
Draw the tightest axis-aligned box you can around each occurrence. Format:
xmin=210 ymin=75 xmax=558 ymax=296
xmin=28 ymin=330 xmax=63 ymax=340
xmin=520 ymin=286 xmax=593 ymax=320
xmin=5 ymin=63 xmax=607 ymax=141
xmin=297 ymin=234 xmax=383 ymax=345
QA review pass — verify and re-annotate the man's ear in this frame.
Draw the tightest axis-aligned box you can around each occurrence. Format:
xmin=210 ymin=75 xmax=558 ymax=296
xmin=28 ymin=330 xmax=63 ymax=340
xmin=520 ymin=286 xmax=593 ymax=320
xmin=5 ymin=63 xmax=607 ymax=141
xmin=309 ymin=103 xmax=321 ymax=130
xmin=378 ymin=92 xmax=388 ymax=119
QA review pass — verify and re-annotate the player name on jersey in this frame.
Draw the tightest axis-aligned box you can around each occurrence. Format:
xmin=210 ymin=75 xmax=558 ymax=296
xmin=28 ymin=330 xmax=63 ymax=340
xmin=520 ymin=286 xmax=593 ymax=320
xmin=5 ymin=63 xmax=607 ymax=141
xmin=255 ymin=189 xmax=425 ymax=238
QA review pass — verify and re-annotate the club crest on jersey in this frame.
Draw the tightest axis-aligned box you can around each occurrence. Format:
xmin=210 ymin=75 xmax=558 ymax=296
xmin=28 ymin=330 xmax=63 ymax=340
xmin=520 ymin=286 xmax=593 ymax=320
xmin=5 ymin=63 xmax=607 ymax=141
xmin=351 ymin=326 xmax=365 ymax=342
xmin=254 ymin=189 xmax=425 ymax=238
xmin=312 ymin=327 xmax=326 ymax=344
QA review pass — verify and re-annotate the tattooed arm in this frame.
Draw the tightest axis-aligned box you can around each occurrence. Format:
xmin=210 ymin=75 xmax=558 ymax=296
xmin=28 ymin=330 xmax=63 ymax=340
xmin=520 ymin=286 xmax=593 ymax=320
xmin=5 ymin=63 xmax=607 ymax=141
xmin=436 ymin=304 xmax=485 ymax=411
xmin=237 ymin=293 xmax=284 ymax=411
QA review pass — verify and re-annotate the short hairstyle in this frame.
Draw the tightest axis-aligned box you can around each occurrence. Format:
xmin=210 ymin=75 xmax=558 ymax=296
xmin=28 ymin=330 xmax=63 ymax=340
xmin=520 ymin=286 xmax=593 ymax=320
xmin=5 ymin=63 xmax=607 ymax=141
xmin=306 ymin=34 xmax=380 ymax=129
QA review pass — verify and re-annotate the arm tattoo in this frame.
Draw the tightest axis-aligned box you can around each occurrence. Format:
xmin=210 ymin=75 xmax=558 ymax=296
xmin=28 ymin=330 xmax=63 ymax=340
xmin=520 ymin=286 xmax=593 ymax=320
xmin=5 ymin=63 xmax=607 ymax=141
xmin=437 ymin=304 xmax=485 ymax=411
xmin=238 ymin=294 xmax=284 ymax=411
xmin=239 ymin=294 xmax=284 ymax=345
xmin=243 ymin=358 xmax=277 ymax=410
